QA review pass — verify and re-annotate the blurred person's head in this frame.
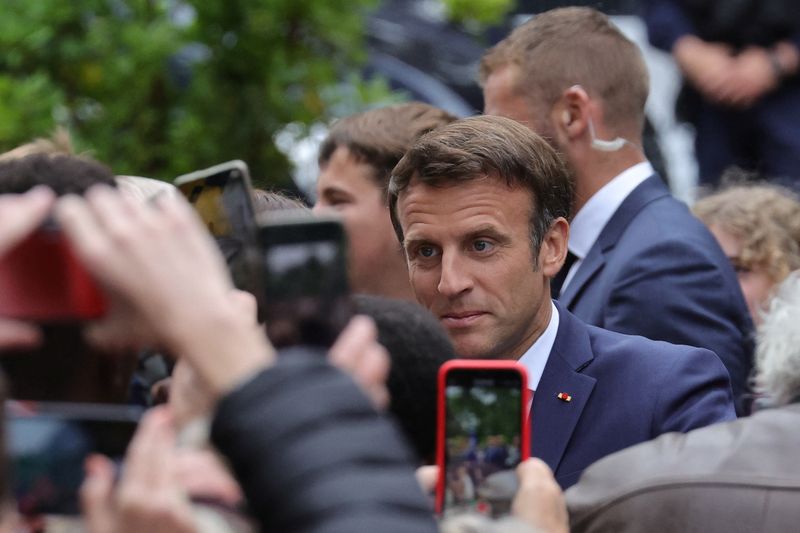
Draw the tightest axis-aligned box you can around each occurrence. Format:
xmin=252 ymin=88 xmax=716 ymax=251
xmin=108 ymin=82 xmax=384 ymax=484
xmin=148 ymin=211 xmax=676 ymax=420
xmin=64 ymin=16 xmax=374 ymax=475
xmin=0 ymin=153 xmax=116 ymax=196
xmin=389 ymin=115 xmax=571 ymax=359
xmin=480 ymin=7 xmax=649 ymax=211
xmin=315 ymin=103 xmax=456 ymax=300
xmin=251 ymin=189 xmax=306 ymax=216
xmin=0 ymin=128 xmax=74 ymax=162
xmin=755 ymin=272 xmax=800 ymax=406
xmin=693 ymin=182 xmax=800 ymax=324
xmin=115 ymin=176 xmax=177 ymax=203
xmin=353 ymin=295 xmax=455 ymax=463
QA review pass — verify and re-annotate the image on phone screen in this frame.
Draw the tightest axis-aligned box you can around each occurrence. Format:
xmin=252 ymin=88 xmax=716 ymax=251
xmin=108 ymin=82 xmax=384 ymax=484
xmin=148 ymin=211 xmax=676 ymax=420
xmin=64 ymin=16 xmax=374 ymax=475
xmin=8 ymin=403 xmax=142 ymax=516
xmin=443 ymin=369 xmax=524 ymax=517
xmin=260 ymin=216 xmax=350 ymax=348
xmin=175 ymin=161 xmax=259 ymax=295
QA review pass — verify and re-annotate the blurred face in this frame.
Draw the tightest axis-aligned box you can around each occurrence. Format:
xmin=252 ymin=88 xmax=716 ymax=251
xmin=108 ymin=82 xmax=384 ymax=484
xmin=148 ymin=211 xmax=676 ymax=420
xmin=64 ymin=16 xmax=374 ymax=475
xmin=314 ymin=146 xmax=405 ymax=295
xmin=396 ymin=176 xmax=558 ymax=359
xmin=708 ymin=224 xmax=775 ymax=325
xmin=483 ymin=65 xmax=558 ymax=146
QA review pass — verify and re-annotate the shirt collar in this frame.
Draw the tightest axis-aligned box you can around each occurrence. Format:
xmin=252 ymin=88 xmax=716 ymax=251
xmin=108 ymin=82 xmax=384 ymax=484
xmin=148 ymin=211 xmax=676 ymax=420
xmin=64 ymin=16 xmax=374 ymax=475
xmin=568 ymin=161 xmax=653 ymax=259
xmin=517 ymin=301 xmax=559 ymax=392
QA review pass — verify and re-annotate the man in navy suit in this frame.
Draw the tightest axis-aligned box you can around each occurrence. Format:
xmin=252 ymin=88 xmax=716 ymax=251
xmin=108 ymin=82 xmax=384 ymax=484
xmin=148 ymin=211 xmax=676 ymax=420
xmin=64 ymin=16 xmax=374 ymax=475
xmin=388 ymin=115 xmax=735 ymax=489
xmin=480 ymin=7 xmax=754 ymax=413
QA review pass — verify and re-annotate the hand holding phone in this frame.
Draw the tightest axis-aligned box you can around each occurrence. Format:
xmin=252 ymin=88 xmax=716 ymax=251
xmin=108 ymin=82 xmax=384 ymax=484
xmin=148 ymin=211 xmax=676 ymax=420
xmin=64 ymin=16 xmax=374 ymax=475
xmin=436 ymin=360 xmax=530 ymax=518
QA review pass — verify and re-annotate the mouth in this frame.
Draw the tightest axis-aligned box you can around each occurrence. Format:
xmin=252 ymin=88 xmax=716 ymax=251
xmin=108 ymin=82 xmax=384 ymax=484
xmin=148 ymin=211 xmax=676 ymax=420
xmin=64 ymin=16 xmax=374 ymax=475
xmin=440 ymin=311 xmax=487 ymax=328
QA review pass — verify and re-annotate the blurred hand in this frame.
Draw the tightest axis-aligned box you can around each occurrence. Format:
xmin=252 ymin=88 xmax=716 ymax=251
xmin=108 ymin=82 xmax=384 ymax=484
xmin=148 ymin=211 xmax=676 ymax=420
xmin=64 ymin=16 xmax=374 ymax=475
xmin=175 ymin=448 xmax=244 ymax=508
xmin=81 ymin=407 xmax=197 ymax=533
xmin=512 ymin=459 xmax=569 ymax=533
xmin=673 ymin=36 xmax=736 ymax=103
xmin=0 ymin=186 xmax=55 ymax=256
xmin=329 ymin=316 xmax=391 ymax=410
xmin=714 ymin=46 xmax=780 ymax=108
xmin=0 ymin=186 xmax=55 ymax=351
xmin=415 ymin=465 xmax=438 ymax=495
xmin=55 ymin=186 xmax=274 ymax=397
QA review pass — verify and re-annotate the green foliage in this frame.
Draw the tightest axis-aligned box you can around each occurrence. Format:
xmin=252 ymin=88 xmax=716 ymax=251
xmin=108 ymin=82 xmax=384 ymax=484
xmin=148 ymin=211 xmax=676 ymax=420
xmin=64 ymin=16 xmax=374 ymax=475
xmin=442 ymin=0 xmax=515 ymax=28
xmin=0 ymin=0 xmax=389 ymax=187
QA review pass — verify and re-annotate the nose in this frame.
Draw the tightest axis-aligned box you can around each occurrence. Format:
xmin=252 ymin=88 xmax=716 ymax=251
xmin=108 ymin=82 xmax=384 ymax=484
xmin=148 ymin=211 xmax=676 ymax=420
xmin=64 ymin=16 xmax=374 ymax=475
xmin=311 ymin=201 xmax=326 ymax=215
xmin=437 ymin=250 xmax=473 ymax=298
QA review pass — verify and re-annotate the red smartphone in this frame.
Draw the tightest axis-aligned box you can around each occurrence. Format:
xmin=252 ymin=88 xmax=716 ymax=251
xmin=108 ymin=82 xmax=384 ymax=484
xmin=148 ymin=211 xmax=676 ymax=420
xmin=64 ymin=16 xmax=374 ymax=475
xmin=0 ymin=223 xmax=107 ymax=321
xmin=436 ymin=360 xmax=530 ymax=518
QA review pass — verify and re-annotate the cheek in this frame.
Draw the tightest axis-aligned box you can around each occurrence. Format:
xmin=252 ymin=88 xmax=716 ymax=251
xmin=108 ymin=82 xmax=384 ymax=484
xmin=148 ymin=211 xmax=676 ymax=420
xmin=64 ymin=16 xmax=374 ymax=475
xmin=408 ymin=267 xmax=438 ymax=304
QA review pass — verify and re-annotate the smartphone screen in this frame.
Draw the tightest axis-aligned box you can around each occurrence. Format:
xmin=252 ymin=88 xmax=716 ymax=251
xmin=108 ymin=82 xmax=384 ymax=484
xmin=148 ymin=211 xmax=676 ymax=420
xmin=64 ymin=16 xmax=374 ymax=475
xmin=7 ymin=402 xmax=142 ymax=516
xmin=258 ymin=213 xmax=351 ymax=348
xmin=175 ymin=161 xmax=260 ymax=297
xmin=439 ymin=365 xmax=527 ymax=518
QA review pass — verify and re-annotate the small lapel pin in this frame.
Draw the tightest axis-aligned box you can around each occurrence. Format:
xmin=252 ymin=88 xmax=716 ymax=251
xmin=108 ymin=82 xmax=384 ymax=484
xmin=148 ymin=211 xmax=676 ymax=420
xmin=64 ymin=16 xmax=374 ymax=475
xmin=556 ymin=392 xmax=572 ymax=402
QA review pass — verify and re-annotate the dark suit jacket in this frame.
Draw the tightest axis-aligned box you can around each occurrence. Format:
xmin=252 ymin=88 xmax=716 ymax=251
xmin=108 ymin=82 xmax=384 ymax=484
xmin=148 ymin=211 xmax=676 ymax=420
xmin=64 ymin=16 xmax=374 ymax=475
xmin=533 ymin=303 xmax=736 ymax=489
xmin=558 ymin=176 xmax=753 ymax=413
xmin=566 ymin=403 xmax=800 ymax=532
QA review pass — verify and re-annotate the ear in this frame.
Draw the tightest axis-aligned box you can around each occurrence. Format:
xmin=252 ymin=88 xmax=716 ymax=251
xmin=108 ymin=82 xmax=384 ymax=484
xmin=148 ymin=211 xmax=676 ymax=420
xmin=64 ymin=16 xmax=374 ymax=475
xmin=553 ymin=86 xmax=591 ymax=142
xmin=538 ymin=218 xmax=570 ymax=278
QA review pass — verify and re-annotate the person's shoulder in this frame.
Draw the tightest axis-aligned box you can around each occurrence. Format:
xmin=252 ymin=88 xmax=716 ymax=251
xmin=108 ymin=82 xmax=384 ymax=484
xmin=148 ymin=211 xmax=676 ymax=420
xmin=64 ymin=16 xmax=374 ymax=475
xmin=582 ymin=321 xmax=722 ymax=375
xmin=566 ymin=405 xmax=800 ymax=518
xmin=619 ymin=193 xmax=717 ymax=251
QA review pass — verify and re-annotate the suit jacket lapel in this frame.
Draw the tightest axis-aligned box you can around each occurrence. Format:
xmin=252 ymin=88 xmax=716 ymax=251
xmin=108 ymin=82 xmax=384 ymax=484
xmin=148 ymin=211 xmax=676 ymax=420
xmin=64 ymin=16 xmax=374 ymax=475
xmin=559 ymin=175 xmax=669 ymax=309
xmin=531 ymin=303 xmax=596 ymax=474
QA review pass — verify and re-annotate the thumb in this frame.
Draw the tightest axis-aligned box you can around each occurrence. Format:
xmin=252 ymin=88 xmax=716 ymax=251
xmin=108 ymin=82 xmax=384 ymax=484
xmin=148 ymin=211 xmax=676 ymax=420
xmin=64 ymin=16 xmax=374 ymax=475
xmin=81 ymin=454 xmax=117 ymax=533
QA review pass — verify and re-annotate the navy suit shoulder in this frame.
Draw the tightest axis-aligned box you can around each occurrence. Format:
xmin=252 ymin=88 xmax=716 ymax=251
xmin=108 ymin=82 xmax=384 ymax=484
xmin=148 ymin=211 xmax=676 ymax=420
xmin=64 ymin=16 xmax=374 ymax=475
xmin=560 ymin=176 xmax=753 ymax=414
xmin=532 ymin=303 xmax=735 ymax=489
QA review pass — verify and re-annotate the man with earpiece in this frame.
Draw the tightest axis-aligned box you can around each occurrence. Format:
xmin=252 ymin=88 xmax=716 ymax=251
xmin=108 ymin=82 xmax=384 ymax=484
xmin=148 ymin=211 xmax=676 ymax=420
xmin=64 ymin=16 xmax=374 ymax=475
xmin=480 ymin=7 xmax=754 ymax=415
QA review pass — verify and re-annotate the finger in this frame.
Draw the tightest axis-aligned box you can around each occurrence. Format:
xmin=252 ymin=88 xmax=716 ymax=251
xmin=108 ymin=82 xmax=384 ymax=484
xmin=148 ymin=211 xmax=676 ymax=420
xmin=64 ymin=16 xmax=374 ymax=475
xmin=0 ymin=186 xmax=56 ymax=256
xmin=81 ymin=454 xmax=117 ymax=533
xmin=119 ymin=406 xmax=176 ymax=490
xmin=55 ymin=195 xmax=112 ymax=279
xmin=329 ymin=315 xmax=377 ymax=367
xmin=229 ymin=290 xmax=258 ymax=324
xmin=517 ymin=457 xmax=554 ymax=485
xmin=415 ymin=465 xmax=439 ymax=494
xmin=0 ymin=319 xmax=42 ymax=350
xmin=358 ymin=344 xmax=391 ymax=410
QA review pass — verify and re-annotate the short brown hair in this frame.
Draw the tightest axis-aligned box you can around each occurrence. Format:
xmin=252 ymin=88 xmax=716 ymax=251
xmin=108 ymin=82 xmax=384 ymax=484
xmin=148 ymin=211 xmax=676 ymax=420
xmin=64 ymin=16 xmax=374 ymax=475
xmin=480 ymin=7 xmax=649 ymax=133
xmin=388 ymin=115 xmax=573 ymax=257
xmin=694 ymin=184 xmax=800 ymax=283
xmin=319 ymin=102 xmax=457 ymax=198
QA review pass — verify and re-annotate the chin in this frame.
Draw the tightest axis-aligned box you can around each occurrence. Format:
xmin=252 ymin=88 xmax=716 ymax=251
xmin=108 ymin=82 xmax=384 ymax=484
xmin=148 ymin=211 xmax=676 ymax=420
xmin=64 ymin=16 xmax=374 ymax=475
xmin=453 ymin=340 xmax=495 ymax=359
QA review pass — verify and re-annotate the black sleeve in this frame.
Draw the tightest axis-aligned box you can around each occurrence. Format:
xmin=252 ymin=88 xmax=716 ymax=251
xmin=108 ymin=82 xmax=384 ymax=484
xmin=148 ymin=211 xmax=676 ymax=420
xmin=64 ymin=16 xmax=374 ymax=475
xmin=210 ymin=349 xmax=437 ymax=533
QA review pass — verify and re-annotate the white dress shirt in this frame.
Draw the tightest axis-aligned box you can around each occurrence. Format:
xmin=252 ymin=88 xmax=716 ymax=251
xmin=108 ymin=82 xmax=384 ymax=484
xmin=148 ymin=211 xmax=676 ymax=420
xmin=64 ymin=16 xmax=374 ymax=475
xmin=560 ymin=161 xmax=654 ymax=292
xmin=517 ymin=301 xmax=560 ymax=395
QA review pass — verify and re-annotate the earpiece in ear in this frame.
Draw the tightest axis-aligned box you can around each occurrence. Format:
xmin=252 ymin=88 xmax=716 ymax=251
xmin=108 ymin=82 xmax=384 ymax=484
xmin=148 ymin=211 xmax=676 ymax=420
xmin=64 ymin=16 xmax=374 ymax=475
xmin=562 ymin=110 xmax=570 ymax=126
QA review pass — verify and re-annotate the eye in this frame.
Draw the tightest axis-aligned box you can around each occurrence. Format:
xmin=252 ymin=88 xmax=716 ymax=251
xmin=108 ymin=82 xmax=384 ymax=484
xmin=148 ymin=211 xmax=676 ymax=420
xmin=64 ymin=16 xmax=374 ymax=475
xmin=419 ymin=245 xmax=439 ymax=258
xmin=472 ymin=239 xmax=494 ymax=252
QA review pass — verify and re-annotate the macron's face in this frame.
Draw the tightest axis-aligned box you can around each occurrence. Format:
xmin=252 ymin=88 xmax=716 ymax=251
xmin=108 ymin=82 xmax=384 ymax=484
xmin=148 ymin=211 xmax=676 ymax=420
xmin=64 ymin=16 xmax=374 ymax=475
xmin=396 ymin=175 xmax=551 ymax=359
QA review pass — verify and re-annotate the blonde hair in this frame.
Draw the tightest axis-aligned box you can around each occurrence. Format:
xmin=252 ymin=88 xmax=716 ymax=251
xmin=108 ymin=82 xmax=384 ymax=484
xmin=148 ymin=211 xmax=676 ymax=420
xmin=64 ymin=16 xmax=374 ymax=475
xmin=115 ymin=175 xmax=178 ymax=203
xmin=693 ymin=184 xmax=800 ymax=283
xmin=0 ymin=128 xmax=75 ymax=162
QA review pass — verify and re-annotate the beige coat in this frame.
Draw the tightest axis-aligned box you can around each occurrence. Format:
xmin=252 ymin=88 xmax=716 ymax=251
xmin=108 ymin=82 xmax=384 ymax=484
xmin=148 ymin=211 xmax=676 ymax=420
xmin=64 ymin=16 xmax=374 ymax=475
xmin=567 ymin=403 xmax=800 ymax=532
